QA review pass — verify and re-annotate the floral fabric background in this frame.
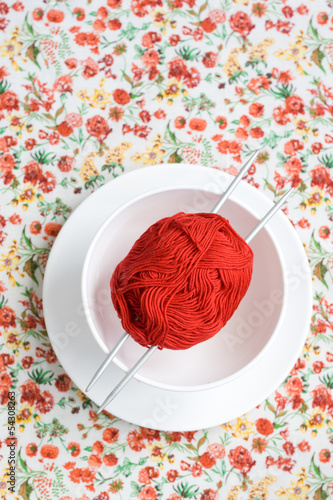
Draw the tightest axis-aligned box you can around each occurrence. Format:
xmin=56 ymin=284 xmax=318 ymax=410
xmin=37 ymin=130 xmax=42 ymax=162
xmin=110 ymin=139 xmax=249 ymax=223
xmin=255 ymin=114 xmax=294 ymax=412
xmin=0 ymin=0 xmax=333 ymax=499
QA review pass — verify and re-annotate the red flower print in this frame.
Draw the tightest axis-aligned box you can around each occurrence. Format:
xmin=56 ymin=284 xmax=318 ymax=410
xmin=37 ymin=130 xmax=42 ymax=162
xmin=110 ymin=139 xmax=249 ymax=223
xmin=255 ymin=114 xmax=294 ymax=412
xmin=65 ymin=57 xmax=78 ymax=69
xmin=55 ymin=373 xmax=73 ymax=391
xmin=239 ymin=115 xmax=250 ymax=127
xmin=319 ymin=449 xmax=331 ymax=463
xmin=284 ymin=157 xmax=303 ymax=176
xmin=108 ymin=0 xmax=122 ymax=7
xmin=0 ymin=91 xmax=19 ymax=112
xmin=127 ymin=430 xmax=145 ymax=451
xmin=201 ymin=17 xmax=217 ymax=33
xmin=73 ymin=7 xmax=85 ymax=21
xmin=183 ymin=68 xmax=201 ymax=88
xmin=311 ymin=142 xmax=323 ymax=154
xmin=175 ymin=116 xmax=186 ymax=129
xmin=138 ymin=466 xmax=159 ymax=484
xmin=82 ymin=57 xmax=99 ymax=79
xmin=46 ymin=9 xmax=65 ymax=23
xmin=58 ymin=156 xmax=75 ymax=172
xmin=169 ymin=34 xmax=180 ymax=46
xmin=166 ymin=470 xmax=178 ymax=482
xmin=252 ymin=437 xmax=268 ymax=454
xmin=40 ymin=444 xmax=59 ymax=459
xmin=282 ymin=6 xmax=293 ymax=18
xmin=199 ymin=452 xmax=216 ymax=468
xmin=298 ymin=440 xmax=310 ymax=452
xmin=32 ymin=8 xmax=43 ymax=20
xmin=283 ymin=441 xmax=295 ymax=455
xmin=19 ymin=380 xmax=41 ymax=405
xmin=97 ymin=7 xmax=108 ymax=19
xmin=25 ymin=138 xmax=36 ymax=150
xmin=54 ymin=76 xmax=73 ymax=93
xmin=284 ymin=139 xmax=304 ymax=156
xmin=311 ymin=385 xmax=332 ymax=410
xmin=12 ymin=2 xmax=24 ymax=12
xmin=0 ymin=153 xmax=15 ymax=172
xmin=23 ymin=161 xmax=42 ymax=185
xmin=86 ymin=115 xmax=110 ymax=140
xmin=228 ymin=446 xmax=256 ymax=475
xmin=310 ymin=166 xmax=330 ymax=189
xmin=201 ymin=490 xmax=218 ymax=500
xmin=285 ymin=376 xmax=304 ymax=396
xmin=26 ymin=443 xmax=38 ymax=457
xmin=103 ymin=454 xmax=118 ymax=466
xmin=249 ymin=127 xmax=264 ymax=138
xmin=319 ymin=226 xmax=330 ymax=239
xmin=285 ymin=95 xmax=305 ymax=115
xmin=313 ymin=361 xmax=325 ymax=373
xmin=9 ymin=214 xmax=20 ymax=224
xmin=317 ymin=12 xmax=328 ymax=25
xmin=22 ymin=356 xmax=34 ymax=369
xmin=207 ymin=443 xmax=225 ymax=459
xmin=68 ymin=442 xmax=81 ymax=457
xmin=93 ymin=19 xmax=106 ymax=32
xmin=92 ymin=441 xmax=104 ymax=454
xmin=235 ymin=127 xmax=249 ymax=140
xmin=142 ymin=31 xmax=162 ymax=48
xmin=35 ymin=390 xmax=54 ymax=413
xmin=141 ymin=49 xmax=160 ymax=67
xmin=202 ymin=52 xmax=219 ymax=68
xmin=154 ymin=109 xmax=166 ymax=119
xmin=138 ymin=485 xmax=157 ymax=500
xmin=103 ymin=427 xmax=119 ymax=443
xmin=297 ymin=4 xmax=308 ymax=14
xmin=191 ymin=462 xmax=202 ymax=477
xmin=113 ymin=89 xmax=131 ymax=105
xmin=30 ymin=221 xmax=42 ymax=235
xmin=0 ymin=306 xmax=16 ymax=329
xmin=229 ymin=11 xmax=254 ymax=38
xmin=38 ymin=171 xmax=56 ymax=193
xmin=167 ymin=57 xmax=187 ymax=80
xmin=273 ymin=106 xmax=290 ymax=125
xmin=248 ymin=76 xmax=271 ymax=95
xmin=275 ymin=456 xmax=295 ymax=472
xmin=208 ymin=9 xmax=226 ymax=24
xmin=255 ymin=418 xmax=274 ymax=436
xmin=108 ymin=19 xmax=122 ymax=30
xmin=215 ymin=116 xmax=227 ymax=129
xmin=249 ymin=103 xmax=264 ymax=117
xmin=139 ymin=110 xmax=151 ymax=123
xmin=88 ymin=454 xmax=102 ymax=468
xmin=57 ymin=121 xmax=73 ymax=137
xmin=189 ymin=117 xmax=207 ymax=131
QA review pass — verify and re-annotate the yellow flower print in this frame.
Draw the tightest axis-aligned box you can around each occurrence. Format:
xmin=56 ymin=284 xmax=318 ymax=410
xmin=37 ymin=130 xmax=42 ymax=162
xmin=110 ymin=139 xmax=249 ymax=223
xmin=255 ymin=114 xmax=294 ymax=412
xmin=7 ymin=113 xmax=24 ymax=132
xmin=131 ymin=144 xmax=165 ymax=165
xmin=293 ymin=117 xmax=310 ymax=135
xmin=162 ymin=79 xmax=182 ymax=100
xmin=77 ymin=89 xmax=89 ymax=102
xmin=0 ymin=240 xmax=24 ymax=286
xmin=276 ymin=478 xmax=310 ymax=499
xmin=16 ymin=403 xmax=33 ymax=425
xmin=248 ymin=38 xmax=274 ymax=61
xmin=232 ymin=417 xmax=255 ymax=439
xmin=306 ymin=187 xmax=325 ymax=207
xmin=307 ymin=408 xmax=326 ymax=429
xmin=223 ymin=49 xmax=242 ymax=78
xmin=275 ymin=31 xmax=310 ymax=75
xmin=19 ymin=184 xmax=37 ymax=204
xmin=151 ymin=9 xmax=167 ymax=27
xmin=4 ymin=329 xmax=21 ymax=350
xmin=79 ymin=152 xmax=99 ymax=182
xmin=226 ymin=485 xmax=241 ymax=500
xmin=89 ymin=89 xmax=112 ymax=110
xmin=148 ymin=442 xmax=165 ymax=462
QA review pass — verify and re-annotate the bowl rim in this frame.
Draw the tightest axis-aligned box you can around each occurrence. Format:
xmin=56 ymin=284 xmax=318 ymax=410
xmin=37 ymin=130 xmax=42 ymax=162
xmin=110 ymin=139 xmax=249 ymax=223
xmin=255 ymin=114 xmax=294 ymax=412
xmin=81 ymin=184 xmax=288 ymax=392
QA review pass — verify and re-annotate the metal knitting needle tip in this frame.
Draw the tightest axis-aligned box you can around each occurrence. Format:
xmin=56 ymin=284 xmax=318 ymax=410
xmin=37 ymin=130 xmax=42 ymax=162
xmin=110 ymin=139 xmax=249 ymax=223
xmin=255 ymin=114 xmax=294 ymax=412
xmin=211 ymin=148 xmax=261 ymax=214
xmin=97 ymin=345 xmax=158 ymax=415
xmin=245 ymin=187 xmax=294 ymax=244
xmin=86 ymin=332 xmax=130 ymax=392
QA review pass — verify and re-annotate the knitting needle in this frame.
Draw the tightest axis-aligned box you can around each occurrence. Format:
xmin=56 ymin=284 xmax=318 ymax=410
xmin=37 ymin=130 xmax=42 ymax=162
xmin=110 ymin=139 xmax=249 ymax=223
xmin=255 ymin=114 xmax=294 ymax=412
xmin=86 ymin=150 xmax=259 ymax=395
xmin=86 ymin=332 xmax=130 ymax=392
xmin=245 ymin=187 xmax=294 ymax=243
xmin=211 ymin=149 xmax=260 ymax=214
xmin=96 ymin=185 xmax=294 ymax=414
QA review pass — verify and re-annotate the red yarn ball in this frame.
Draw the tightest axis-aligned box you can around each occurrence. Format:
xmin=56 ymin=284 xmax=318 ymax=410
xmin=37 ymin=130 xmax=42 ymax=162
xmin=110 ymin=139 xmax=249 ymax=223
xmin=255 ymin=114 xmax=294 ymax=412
xmin=110 ymin=212 xmax=253 ymax=350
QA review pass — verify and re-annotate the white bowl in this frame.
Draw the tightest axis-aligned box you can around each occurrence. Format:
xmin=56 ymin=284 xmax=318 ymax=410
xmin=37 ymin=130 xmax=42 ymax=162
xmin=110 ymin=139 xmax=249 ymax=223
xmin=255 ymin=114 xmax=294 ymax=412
xmin=81 ymin=185 xmax=287 ymax=392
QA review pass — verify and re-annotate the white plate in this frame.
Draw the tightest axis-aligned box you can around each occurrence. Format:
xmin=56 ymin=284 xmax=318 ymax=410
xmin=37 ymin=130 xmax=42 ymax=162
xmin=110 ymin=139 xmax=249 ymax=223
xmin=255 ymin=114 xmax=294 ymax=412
xmin=43 ymin=165 xmax=312 ymax=431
